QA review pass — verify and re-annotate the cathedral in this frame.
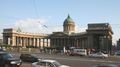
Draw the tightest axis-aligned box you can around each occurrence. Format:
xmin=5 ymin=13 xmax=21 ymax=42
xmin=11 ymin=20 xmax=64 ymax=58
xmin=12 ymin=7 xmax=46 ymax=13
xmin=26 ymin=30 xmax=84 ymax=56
xmin=49 ymin=15 xmax=113 ymax=53
xmin=3 ymin=15 xmax=113 ymax=53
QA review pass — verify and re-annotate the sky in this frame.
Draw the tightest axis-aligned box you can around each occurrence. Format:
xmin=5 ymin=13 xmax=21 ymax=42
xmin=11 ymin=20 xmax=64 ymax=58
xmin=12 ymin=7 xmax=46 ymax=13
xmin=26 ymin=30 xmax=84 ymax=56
xmin=0 ymin=0 xmax=120 ymax=44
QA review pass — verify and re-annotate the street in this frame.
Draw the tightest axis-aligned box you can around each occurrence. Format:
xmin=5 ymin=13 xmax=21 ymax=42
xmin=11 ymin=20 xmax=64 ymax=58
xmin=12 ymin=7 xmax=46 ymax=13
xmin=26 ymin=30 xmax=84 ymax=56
xmin=12 ymin=52 xmax=120 ymax=67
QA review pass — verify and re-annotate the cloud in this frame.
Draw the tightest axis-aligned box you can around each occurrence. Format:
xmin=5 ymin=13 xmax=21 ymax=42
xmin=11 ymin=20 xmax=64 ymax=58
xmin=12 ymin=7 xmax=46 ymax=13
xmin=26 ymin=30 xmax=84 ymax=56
xmin=14 ymin=19 xmax=87 ymax=34
xmin=14 ymin=18 xmax=48 ymax=33
xmin=52 ymin=26 xmax=63 ymax=32
xmin=75 ymin=25 xmax=87 ymax=33
xmin=46 ymin=25 xmax=87 ymax=34
xmin=47 ymin=25 xmax=87 ymax=33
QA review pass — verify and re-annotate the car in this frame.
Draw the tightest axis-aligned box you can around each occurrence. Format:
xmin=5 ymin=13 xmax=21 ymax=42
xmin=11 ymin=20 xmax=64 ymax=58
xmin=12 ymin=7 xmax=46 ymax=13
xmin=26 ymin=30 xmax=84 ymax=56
xmin=115 ymin=51 xmax=120 ymax=56
xmin=20 ymin=53 xmax=38 ymax=62
xmin=89 ymin=52 xmax=108 ymax=58
xmin=31 ymin=59 xmax=70 ymax=67
xmin=0 ymin=48 xmax=6 ymax=51
xmin=0 ymin=52 xmax=22 ymax=67
xmin=92 ymin=64 xmax=118 ymax=67
xmin=69 ymin=48 xmax=87 ymax=56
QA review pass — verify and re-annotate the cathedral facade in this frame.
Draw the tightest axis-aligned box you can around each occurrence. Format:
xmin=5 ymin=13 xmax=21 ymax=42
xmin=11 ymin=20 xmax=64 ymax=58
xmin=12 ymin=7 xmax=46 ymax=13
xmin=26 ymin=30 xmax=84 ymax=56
xmin=49 ymin=15 xmax=113 ymax=53
xmin=3 ymin=15 xmax=113 ymax=53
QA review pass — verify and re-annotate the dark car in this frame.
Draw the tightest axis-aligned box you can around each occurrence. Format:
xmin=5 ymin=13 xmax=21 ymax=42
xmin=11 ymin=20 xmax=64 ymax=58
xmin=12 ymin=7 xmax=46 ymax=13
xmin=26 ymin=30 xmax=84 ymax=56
xmin=115 ymin=51 xmax=120 ymax=56
xmin=92 ymin=64 xmax=118 ymax=67
xmin=0 ymin=48 xmax=6 ymax=52
xmin=20 ymin=53 xmax=38 ymax=63
xmin=0 ymin=52 xmax=22 ymax=67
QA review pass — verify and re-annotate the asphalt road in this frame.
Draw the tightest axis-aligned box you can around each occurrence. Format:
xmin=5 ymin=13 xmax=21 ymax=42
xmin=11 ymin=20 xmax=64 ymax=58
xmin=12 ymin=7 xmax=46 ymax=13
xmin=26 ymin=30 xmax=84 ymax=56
xmin=12 ymin=52 xmax=120 ymax=67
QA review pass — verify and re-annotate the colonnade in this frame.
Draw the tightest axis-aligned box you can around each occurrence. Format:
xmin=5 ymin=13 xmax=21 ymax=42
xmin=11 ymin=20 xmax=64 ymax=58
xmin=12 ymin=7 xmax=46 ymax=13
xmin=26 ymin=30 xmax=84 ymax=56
xmin=16 ymin=37 xmax=50 ymax=47
xmin=50 ymin=37 xmax=88 ymax=49
xmin=3 ymin=36 xmax=50 ymax=48
xmin=2 ymin=28 xmax=50 ymax=48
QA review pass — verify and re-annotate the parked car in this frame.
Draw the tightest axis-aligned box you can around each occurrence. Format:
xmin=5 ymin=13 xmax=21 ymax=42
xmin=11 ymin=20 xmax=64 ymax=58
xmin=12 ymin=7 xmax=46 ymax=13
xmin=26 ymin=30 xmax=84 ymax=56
xmin=0 ymin=48 xmax=6 ymax=51
xmin=89 ymin=52 xmax=108 ymax=58
xmin=20 ymin=53 xmax=38 ymax=62
xmin=0 ymin=51 xmax=22 ymax=67
xmin=92 ymin=64 xmax=118 ymax=67
xmin=115 ymin=51 xmax=120 ymax=56
xmin=32 ymin=59 xmax=70 ymax=67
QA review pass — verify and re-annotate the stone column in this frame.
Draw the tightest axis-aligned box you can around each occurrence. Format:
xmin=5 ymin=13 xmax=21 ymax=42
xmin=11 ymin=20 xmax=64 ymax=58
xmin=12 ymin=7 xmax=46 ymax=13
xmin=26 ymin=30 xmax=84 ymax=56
xmin=28 ymin=38 xmax=30 ymax=46
xmin=50 ymin=38 xmax=53 ymax=47
xmin=16 ymin=37 xmax=20 ymax=47
xmin=87 ymin=35 xmax=94 ymax=49
xmin=23 ymin=37 xmax=27 ymax=47
xmin=29 ymin=38 xmax=31 ymax=46
xmin=11 ymin=36 xmax=16 ymax=46
xmin=16 ymin=37 xmax=18 ymax=46
xmin=3 ymin=36 xmax=8 ymax=45
xmin=31 ymin=38 xmax=34 ymax=46
xmin=33 ymin=38 xmax=35 ymax=47
xmin=40 ymin=39 xmax=43 ymax=49
xmin=20 ymin=37 xmax=22 ymax=46
xmin=21 ymin=37 xmax=23 ymax=47
xmin=15 ymin=37 xmax=17 ymax=46
xmin=35 ymin=38 xmax=37 ymax=47
xmin=24 ymin=38 xmax=27 ymax=47
xmin=106 ymin=35 xmax=110 ymax=53
xmin=43 ymin=39 xmax=45 ymax=47
xmin=46 ymin=39 xmax=47 ymax=47
xmin=37 ymin=38 xmax=39 ymax=47
xmin=48 ymin=39 xmax=50 ymax=47
xmin=39 ymin=38 xmax=41 ymax=48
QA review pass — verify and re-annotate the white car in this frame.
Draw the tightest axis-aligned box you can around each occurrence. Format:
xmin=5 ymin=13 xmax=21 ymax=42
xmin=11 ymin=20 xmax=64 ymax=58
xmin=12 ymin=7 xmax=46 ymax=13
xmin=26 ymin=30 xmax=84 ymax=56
xmin=31 ymin=59 xmax=70 ymax=67
xmin=89 ymin=52 xmax=108 ymax=58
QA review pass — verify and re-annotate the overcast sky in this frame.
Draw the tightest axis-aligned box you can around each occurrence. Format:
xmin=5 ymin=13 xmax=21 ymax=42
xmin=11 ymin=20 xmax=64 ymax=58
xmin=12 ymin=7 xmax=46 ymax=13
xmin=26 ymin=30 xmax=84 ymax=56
xmin=0 ymin=0 xmax=120 ymax=44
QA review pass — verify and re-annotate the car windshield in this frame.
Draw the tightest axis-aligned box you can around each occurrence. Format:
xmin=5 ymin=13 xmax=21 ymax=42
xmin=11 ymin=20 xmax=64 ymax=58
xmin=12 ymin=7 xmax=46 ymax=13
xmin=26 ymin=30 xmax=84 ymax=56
xmin=3 ymin=53 xmax=13 ymax=59
xmin=31 ymin=54 xmax=38 ymax=58
xmin=31 ymin=54 xmax=37 ymax=57
xmin=53 ymin=61 xmax=61 ymax=67
xmin=96 ymin=53 xmax=103 ymax=55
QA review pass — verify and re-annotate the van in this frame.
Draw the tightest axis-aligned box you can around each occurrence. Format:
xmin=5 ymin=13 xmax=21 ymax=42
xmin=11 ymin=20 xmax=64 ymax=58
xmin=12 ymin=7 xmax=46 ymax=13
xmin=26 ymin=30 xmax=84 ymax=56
xmin=70 ymin=49 xmax=87 ymax=56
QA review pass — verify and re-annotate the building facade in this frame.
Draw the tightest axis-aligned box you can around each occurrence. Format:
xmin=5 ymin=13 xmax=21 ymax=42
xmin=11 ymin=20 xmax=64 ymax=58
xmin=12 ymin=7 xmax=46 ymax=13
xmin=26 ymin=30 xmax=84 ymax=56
xmin=49 ymin=15 xmax=113 ymax=53
xmin=2 ymin=15 xmax=113 ymax=53
xmin=0 ymin=38 xmax=3 ymax=45
xmin=117 ymin=39 xmax=120 ymax=51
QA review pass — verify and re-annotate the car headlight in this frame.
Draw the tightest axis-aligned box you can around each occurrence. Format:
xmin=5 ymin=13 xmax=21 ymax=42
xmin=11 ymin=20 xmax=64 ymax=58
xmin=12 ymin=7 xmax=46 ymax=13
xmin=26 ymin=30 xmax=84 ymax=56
xmin=20 ymin=60 xmax=22 ymax=62
xmin=11 ymin=61 xmax=16 ymax=64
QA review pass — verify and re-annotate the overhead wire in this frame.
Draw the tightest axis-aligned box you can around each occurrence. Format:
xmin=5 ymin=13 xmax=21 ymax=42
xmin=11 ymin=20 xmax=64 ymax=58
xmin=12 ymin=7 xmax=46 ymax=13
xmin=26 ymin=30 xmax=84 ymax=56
xmin=33 ymin=0 xmax=39 ymax=18
xmin=33 ymin=0 xmax=48 ymax=34
xmin=33 ymin=0 xmax=48 ymax=28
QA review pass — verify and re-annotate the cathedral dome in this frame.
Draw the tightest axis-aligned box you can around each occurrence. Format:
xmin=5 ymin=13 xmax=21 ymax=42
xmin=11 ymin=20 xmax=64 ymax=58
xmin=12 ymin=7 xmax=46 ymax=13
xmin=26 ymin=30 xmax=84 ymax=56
xmin=63 ymin=14 xmax=75 ymax=26
xmin=63 ymin=15 xmax=75 ymax=34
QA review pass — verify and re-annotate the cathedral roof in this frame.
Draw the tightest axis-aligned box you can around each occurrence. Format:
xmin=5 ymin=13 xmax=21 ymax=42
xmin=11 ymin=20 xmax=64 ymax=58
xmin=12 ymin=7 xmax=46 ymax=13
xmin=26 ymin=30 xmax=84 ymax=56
xmin=63 ymin=14 xmax=75 ymax=25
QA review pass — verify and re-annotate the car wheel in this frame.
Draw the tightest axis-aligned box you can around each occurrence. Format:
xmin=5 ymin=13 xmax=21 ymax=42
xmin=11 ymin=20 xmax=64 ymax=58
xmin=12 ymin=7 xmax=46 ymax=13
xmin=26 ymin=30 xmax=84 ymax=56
xmin=102 ymin=56 xmax=105 ymax=59
xmin=5 ymin=64 xmax=10 ymax=67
